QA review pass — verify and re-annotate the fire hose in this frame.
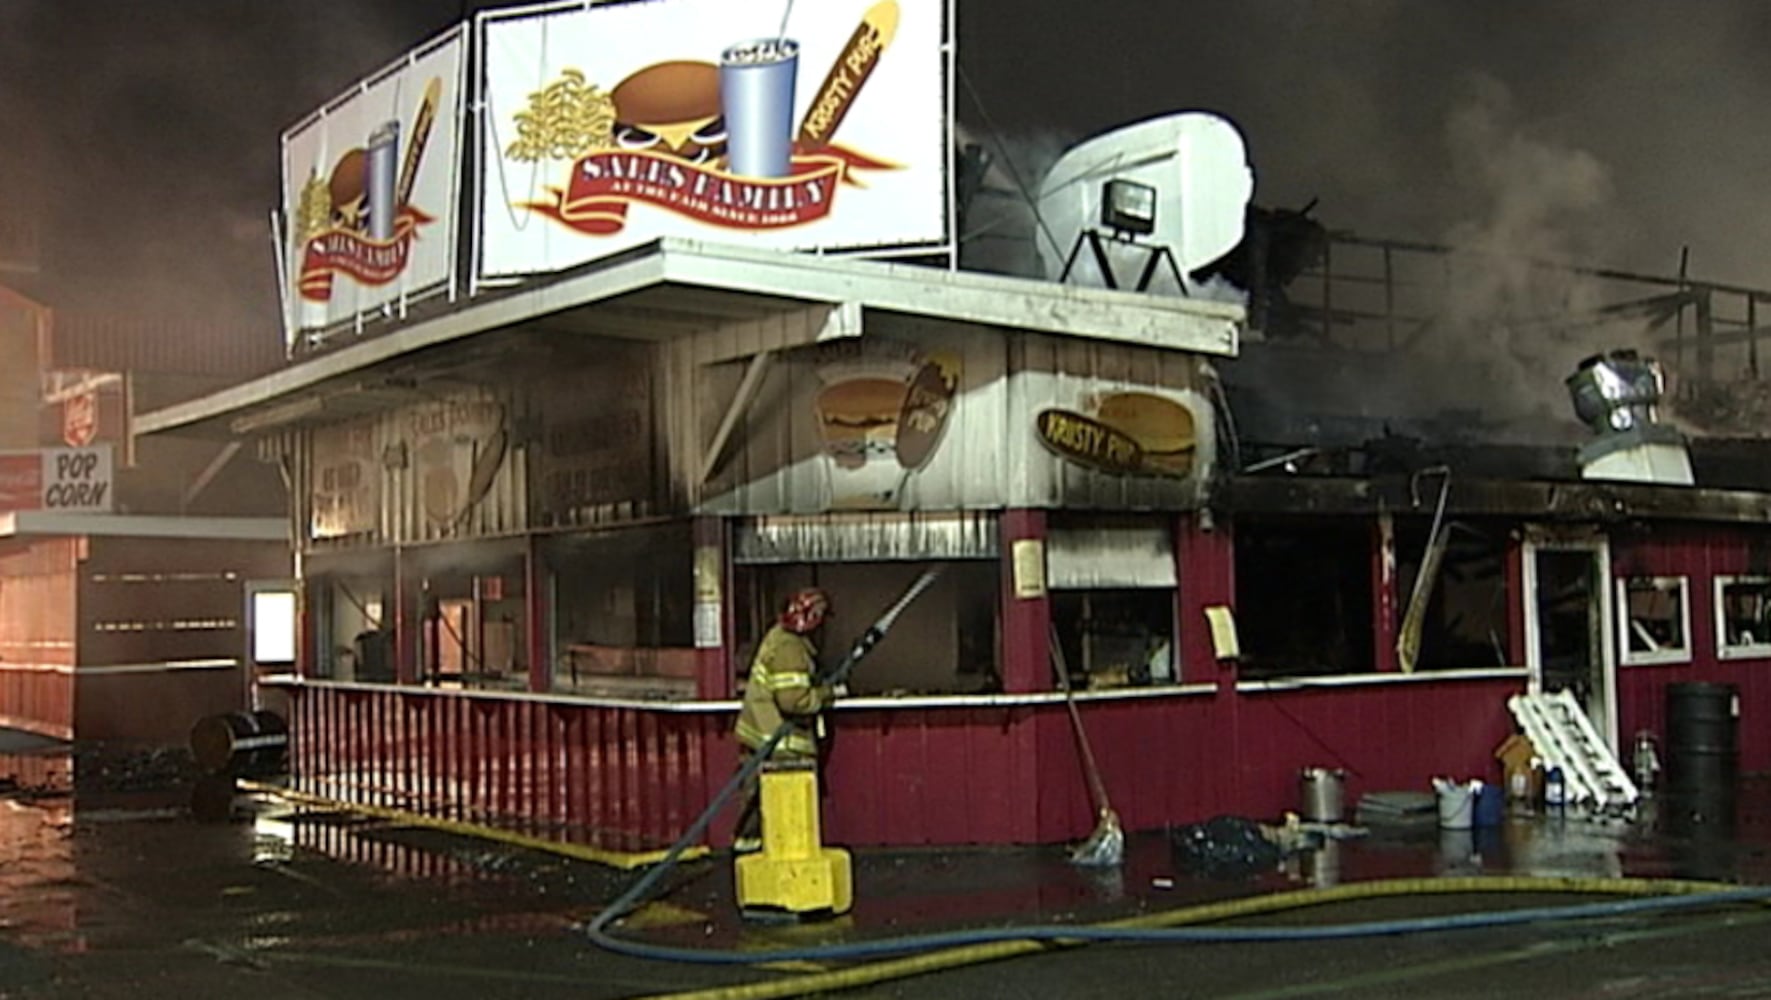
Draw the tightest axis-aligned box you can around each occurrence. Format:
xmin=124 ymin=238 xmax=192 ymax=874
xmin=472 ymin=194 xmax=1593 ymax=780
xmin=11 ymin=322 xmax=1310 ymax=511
xmin=238 ymin=567 xmax=1771 ymax=998
xmin=581 ymin=568 xmax=944 ymax=955
xmin=576 ymin=568 xmax=1771 ymax=996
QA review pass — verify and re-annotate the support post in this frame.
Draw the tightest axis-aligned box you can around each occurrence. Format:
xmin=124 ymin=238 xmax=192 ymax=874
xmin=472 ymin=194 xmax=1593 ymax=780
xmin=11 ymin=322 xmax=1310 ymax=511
xmin=1506 ymin=531 xmax=1527 ymax=666
xmin=1372 ymin=513 xmax=1399 ymax=672
xmin=526 ymin=534 xmax=550 ymax=694
xmin=394 ymin=546 xmax=418 ymax=685
xmin=1175 ymin=512 xmax=1236 ymax=686
xmin=694 ymin=516 xmax=734 ymax=699
xmin=699 ymin=351 xmax=774 ymax=486
xmin=999 ymin=509 xmax=1049 ymax=693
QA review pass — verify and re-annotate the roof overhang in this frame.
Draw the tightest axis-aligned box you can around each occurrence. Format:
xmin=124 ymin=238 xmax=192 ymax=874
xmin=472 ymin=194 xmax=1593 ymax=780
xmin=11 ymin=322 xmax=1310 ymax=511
xmin=1228 ymin=474 xmax=1771 ymax=524
xmin=0 ymin=512 xmax=288 ymax=541
xmin=135 ymin=239 xmax=1242 ymax=438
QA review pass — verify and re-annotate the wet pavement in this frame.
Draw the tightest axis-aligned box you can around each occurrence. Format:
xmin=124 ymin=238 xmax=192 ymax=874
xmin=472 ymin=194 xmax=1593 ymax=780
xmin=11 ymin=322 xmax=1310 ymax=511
xmin=2 ymin=742 xmax=1771 ymax=999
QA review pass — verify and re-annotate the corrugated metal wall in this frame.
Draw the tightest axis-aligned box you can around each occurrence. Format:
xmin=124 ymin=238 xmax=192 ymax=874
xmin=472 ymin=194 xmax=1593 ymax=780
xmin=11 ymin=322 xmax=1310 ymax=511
xmin=528 ymin=342 xmax=669 ymax=528
xmin=734 ymin=510 xmax=999 ymax=563
xmin=298 ymin=387 xmax=532 ymax=549
xmin=0 ymin=539 xmax=77 ymax=738
xmin=52 ymin=310 xmax=282 ymax=379
xmin=0 ymin=298 xmax=42 ymax=449
xmin=685 ymin=316 xmax=1218 ymax=515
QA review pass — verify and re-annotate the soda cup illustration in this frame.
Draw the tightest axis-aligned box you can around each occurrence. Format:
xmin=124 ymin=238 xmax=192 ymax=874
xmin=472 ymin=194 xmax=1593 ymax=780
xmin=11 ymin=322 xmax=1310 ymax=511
xmin=720 ymin=38 xmax=799 ymax=178
xmin=365 ymin=120 xmax=401 ymax=240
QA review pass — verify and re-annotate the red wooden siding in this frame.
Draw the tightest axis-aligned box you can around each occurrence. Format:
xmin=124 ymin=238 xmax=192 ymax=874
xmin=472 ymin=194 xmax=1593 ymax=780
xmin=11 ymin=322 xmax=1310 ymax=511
xmin=284 ymin=674 xmax=1524 ymax=848
xmin=1611 ymin=524 xmax=1771 ymax=773
xmin=74 ymin=668 xmax=244 ymax=745
xmin=1231 ymin=678 xmax=1518 ymax=815
xmin=0 ymin=539 xmax=77 ymax=738
xmin=1176 ymin=516 xmax=1235 ymax=684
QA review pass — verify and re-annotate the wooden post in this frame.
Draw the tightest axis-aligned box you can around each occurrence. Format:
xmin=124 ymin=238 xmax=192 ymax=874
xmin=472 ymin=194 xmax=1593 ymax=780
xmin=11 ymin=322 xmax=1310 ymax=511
xmin=1506 ymin=531 xmax=1527 ymax=667
xmin=998 ymin=509 xmax=1049 ymax=693
xmin=694 ymin=516 xmax=734 ymax=700
xmin=393 ymin=545 xmax=418 ymax=685
xmin=526 ymin=535 xmax=549 ymax=694
xmin=1175 ymin=511 xmax=1236 ymax=686
xmin=1372 ymin=514 xmax=1400 ymax=672
xmin=1749 ymin=295 xmax=1759 ymax=379
xmin=1696 ymin=287 xmax=1715 ymax=383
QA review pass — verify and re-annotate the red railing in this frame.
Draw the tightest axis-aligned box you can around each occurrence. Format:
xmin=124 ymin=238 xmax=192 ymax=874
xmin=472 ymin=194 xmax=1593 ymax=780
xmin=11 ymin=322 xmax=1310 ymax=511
xmin=284 ymin=682 xmax=731 ymax=852
xmin=0 ymin=665 xmax=73 ymax=741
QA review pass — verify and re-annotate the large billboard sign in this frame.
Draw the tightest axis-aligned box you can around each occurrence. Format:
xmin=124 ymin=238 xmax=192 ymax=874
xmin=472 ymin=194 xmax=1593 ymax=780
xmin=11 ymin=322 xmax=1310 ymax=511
xmin=281 ymin=28 xmax=465 ymax=343
xmin=0 ymin=446 xmax=114 ymax=514
xmin=476 ymin=0 xmax=951 ymax=284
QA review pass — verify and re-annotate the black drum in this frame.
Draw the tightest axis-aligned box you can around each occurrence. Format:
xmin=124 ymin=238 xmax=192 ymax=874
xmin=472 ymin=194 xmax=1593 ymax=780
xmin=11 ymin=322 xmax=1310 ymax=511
xmin=189 ymin=710 xmax=289 ymax=777
xmin=1665 ymin=683 xmax=1739 ymax=826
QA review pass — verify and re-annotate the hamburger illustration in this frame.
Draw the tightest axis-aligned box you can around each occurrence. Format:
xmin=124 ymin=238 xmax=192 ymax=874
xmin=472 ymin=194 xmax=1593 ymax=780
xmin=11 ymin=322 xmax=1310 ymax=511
xmin=610 ymin=61 xmax=728 ymax=164
xmin=815 ymin=375 xmax=911 ymax=509
xmin=417 ymin=437 xmax=460 ymax=524
xmin=1094 ymin=391 xmax=1196 ymax=476
xmin=816 ymin=378 xmax=907 ymax=469
xmin=327 ymin=148 xmax=371 ymax=231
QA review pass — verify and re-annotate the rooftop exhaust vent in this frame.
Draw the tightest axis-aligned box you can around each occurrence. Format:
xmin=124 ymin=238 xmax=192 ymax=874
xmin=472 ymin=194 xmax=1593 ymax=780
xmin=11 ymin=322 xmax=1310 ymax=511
xmin=1566 ymin=350 xmax=1663 ymax=434
xmin=1565 ymin=349 xmax=1692 ymax=486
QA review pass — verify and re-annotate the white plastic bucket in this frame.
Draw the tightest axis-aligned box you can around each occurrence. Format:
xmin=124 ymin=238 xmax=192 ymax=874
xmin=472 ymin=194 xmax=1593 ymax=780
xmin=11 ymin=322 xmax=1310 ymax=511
xmin=1434 ymin=779 xmax=1475 ymax=829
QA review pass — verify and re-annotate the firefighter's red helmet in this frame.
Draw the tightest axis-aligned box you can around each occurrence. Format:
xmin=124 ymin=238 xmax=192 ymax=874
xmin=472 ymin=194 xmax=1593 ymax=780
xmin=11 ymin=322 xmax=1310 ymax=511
xmin=779 ymin=588 xmax=831 ymax=634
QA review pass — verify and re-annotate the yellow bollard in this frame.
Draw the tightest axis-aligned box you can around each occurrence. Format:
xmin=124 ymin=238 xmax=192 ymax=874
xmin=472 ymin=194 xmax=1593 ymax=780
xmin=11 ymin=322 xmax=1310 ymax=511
xmin=734 ymin=760 xmax=853 ymax=918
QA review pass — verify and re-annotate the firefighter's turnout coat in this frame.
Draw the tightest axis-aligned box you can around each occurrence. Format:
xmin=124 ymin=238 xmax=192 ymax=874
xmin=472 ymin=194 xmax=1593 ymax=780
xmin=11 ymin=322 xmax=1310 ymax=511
xmin=735 ymin=624 xmax=835 ymax=758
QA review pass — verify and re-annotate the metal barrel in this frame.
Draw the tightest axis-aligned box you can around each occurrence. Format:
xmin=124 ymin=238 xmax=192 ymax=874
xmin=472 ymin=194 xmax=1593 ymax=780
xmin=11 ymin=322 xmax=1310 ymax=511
xmin=1666 ymin=682 xmax=1739 ymax=825
xmin=1299 ymin=767 xmax=1345 ymax=822
xmin=190 ymin=710 xmax=289 ymax=777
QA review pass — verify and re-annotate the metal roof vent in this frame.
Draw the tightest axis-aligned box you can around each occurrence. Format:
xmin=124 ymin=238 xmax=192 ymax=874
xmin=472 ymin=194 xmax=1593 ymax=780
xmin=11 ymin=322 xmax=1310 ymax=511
xmin=1565 ymin=350 xmax=1692 ymax=486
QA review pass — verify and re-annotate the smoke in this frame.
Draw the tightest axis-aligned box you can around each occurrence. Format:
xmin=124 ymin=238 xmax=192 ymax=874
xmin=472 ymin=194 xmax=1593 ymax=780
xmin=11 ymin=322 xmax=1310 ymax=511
xmin=1407 ymin=75 xmax=1624 ymax=423
xmin=953 ymin=125 xmax=1071 ymax=277
xmin=0 ymin=1 xmax=454 ymax=366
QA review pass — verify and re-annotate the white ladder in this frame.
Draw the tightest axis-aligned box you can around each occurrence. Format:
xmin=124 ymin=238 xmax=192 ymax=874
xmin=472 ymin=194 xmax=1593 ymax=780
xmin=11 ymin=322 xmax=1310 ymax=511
xmin=1507 ymin=690 xmax=1640 ymax=814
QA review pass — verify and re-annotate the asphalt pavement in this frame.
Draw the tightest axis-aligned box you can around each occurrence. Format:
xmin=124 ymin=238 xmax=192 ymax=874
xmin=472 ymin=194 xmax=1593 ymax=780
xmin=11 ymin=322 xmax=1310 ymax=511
xmin=1 ymin=744 xmax=1768 ymax=1000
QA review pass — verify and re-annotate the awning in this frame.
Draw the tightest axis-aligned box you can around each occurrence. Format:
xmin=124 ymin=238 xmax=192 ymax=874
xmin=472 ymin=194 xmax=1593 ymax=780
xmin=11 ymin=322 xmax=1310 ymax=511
xmin=0 ymin=512 xmax=288 ymax=541
xmin=1046 ymin=521 xmax=1176 ymax=589
xmin=134 ymin=239 xmax=1242 ymax=439
xmin=735 ymin=511 xmax=998 ymax=564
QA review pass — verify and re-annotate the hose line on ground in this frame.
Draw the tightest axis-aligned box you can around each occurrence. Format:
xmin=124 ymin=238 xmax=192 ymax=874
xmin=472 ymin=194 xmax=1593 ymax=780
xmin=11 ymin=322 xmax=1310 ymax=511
xmin=238 ymin=566 xmax=1771 ymax=1000
xmin=575 ymin=567 xmax=1771 ymax=991
xmin=245 ymin=775 xmax=1771 ymax=1000
xmin=624 ymin=877 xmax=1771 ymax=1000
xmin=583 ymin=569 xmax=949 ymax=957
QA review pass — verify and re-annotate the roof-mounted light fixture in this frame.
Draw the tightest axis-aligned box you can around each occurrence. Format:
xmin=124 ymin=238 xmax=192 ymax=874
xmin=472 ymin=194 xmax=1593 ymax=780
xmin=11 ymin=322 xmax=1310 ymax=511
xmin=1099 ymin=178 xmax=1157 ymax=238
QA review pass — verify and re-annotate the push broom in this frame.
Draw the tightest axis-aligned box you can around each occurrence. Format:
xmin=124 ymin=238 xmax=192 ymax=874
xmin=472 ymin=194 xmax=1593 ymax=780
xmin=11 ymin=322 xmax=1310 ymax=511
xmin=1050 ymin=624 xmax=1124 ymax=867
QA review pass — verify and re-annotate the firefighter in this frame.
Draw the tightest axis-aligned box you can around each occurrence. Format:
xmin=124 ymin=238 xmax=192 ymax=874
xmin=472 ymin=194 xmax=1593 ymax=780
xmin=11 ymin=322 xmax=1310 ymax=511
xmin=732 ymin=587 xmax=842 ymax=852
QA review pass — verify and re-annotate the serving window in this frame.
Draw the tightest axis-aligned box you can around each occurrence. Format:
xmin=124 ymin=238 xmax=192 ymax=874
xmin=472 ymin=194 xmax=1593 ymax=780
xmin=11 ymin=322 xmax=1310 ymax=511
xmin=1715 ymin=575 xmax=1771 ymax=661
xmin=731 ymin=513 xmax=1002 ymax=696
xmin=733 ymin=560 xmax=999 ymax=696
xmin=305 ymin=550 xmax=394 ymax=683
xmin=1236 ymin=515 xmax=1372 ymax=679
xmin=1617 ymin=576 xmax=1691 ymax=666
xmin=406 ymin=540 xmax=528 ymax=691
xmin=1393 ymin=518 xmax=1511 ymax=671
xmin=542 ymin=523 xmax=696 ymax=699
xmin=1047 ymin=516 xmax=1176 ymax=689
